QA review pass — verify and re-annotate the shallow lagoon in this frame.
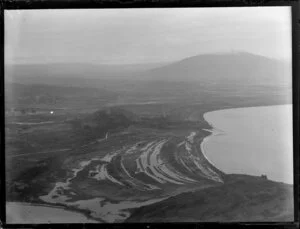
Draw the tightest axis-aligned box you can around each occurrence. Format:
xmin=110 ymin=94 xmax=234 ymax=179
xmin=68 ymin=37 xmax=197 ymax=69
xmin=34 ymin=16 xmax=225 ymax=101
xmin=203 ymin=104 xmax=293 ymax=184
xmin=6 ymin=202 xmax=99 ymax=223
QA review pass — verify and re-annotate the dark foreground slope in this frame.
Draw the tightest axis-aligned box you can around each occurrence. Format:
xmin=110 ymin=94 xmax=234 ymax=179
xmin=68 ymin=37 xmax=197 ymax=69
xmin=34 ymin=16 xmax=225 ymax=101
xmin=126 ymin=174 xmax=293 ymax=222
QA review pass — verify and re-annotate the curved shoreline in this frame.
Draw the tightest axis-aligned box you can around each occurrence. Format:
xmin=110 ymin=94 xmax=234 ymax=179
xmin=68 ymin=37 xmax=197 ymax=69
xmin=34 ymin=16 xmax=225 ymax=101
xmin=200 ymin=130 xmax=223 ymax=170
xmin=201 ymin=103 xmax=293 ymax=167
xmin=200 ymin=104 xmax=293 ymax=184
xmin=203 ymin=103 xmax=292 ymax=118
xmin=199 ymin=112 xmax=227 ymax=174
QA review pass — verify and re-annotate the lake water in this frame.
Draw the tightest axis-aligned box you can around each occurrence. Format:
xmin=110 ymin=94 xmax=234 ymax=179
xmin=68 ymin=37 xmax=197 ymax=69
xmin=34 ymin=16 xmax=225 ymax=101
xmin=6 ymin=202 xmax=99 ymax=223
xmin=203 ymin=104 xmax=293 ymax=184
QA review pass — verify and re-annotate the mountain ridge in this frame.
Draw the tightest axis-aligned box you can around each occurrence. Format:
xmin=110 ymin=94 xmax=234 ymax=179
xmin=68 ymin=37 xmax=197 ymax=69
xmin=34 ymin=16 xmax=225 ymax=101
xmin=5 ymin=52 xmax=291 ymax=92
xmin=142 ymin=52 xmax=291 ymax=86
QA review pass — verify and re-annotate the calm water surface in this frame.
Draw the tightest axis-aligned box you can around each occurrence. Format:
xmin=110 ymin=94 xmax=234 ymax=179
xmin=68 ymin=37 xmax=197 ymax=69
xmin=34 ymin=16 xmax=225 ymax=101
xmin=203 ymin=104 xmax=293 ymax=184
xmin=6 ymin=202 xmax=99 ymax=223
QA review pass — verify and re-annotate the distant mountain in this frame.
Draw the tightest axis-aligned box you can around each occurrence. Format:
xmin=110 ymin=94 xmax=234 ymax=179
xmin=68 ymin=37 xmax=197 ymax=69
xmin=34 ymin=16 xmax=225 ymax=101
xmin=142 ymin=52 xmax=291 ymax=86
xmin=125 ymin=52 xmax=292 ymax=102
xmin=4 ymin=52 xmax=292 ymax=105
xmin=4 ymin=62 xmax=171 ymax=91
xmin=5 ymin=62 xmax=170 ymax=83
xmin=5 ymin=52 xmax=291 ymax=88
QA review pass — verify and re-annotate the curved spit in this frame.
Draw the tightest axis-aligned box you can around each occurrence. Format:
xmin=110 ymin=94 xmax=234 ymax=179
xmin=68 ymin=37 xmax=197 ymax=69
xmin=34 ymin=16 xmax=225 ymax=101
xmin=39 ymin=131 xmax=224 ymax=222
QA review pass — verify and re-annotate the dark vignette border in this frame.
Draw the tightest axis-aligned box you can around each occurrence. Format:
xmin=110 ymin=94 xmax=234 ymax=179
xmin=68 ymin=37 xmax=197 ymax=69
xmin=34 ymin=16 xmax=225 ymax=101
xmin=0 ymin=0 xmax=299 ymax=228
xmin=0 ymin=0 xmax=298 ymax=9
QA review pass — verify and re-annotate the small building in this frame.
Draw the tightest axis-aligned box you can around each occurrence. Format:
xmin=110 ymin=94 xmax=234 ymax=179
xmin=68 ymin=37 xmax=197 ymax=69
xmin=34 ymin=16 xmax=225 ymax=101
xmin=261 ymin=174 xmax=268 ymax=180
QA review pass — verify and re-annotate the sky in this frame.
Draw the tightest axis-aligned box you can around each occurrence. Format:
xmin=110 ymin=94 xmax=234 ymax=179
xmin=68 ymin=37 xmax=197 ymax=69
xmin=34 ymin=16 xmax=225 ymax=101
xmin=5 ymin=7 xmax=292 ymax=65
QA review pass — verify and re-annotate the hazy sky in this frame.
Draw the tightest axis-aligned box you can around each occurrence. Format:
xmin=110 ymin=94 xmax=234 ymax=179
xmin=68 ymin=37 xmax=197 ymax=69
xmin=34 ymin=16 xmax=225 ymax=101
xmin=5 ymin=7 xmax=291 ymax=65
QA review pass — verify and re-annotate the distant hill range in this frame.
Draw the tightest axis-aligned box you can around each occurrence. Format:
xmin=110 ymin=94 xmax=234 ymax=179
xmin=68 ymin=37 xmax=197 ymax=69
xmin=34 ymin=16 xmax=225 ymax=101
xmin=5 ymin=52 xmax=292 ymax=108
xmin=4 ymin=61 xmax=169 ymax=85
xmin=128 ymin=53 xmax=291 ymax=106
xmin=5 ymin=52 xmax=291 ymax=87
xmin=143 ymin=52 xmax=291 ymax=86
